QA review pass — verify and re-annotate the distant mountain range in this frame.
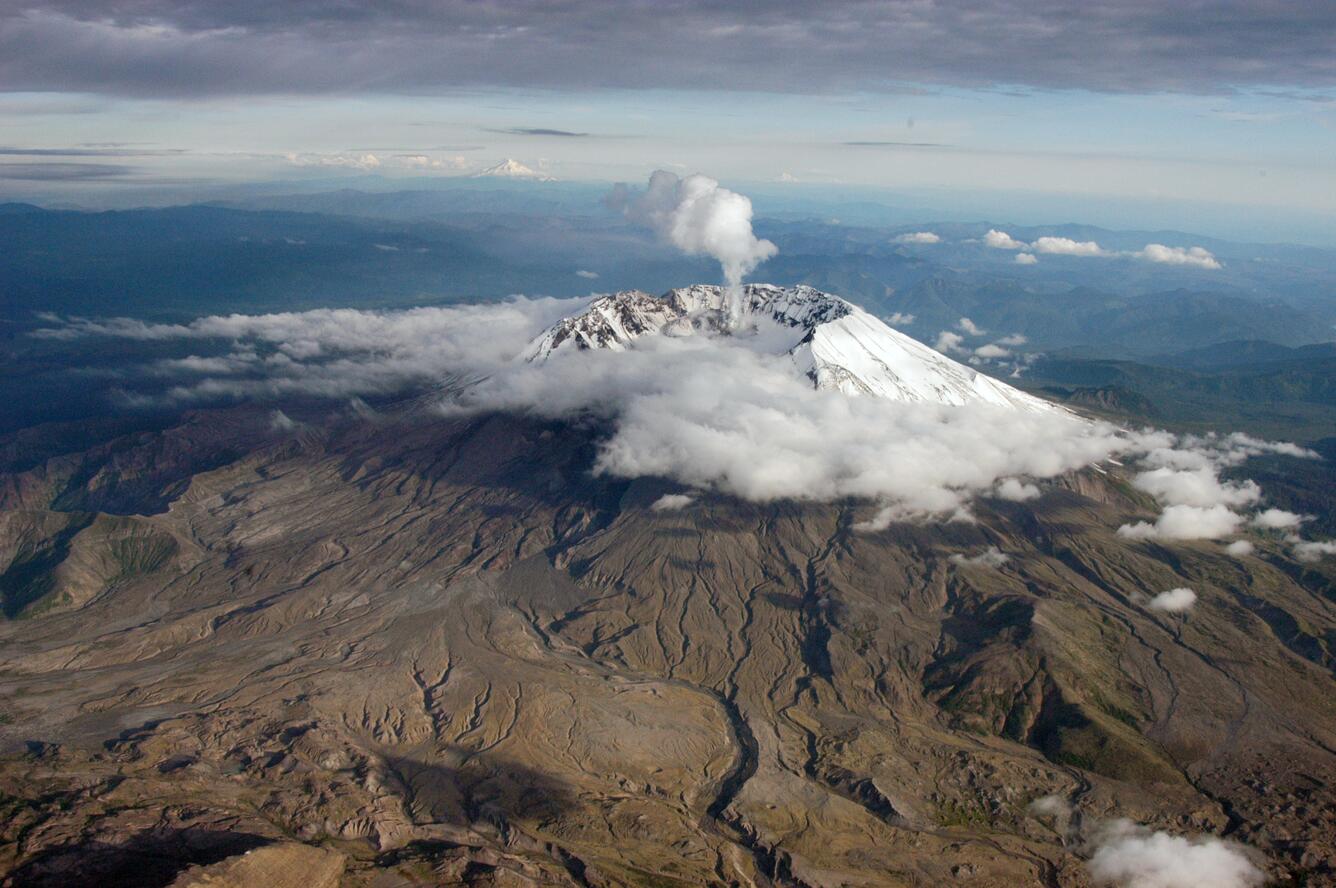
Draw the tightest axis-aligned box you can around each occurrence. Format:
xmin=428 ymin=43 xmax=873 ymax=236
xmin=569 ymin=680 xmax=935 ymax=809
xmin=3 ymin=194 xmax=1334 ymax=438
xmin=1025 ymin=344 xmax=1336 ymax=442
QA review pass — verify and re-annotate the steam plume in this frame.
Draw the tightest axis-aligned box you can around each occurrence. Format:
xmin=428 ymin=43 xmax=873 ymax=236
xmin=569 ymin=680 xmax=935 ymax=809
xmin=609 ymin=170 xmax=777 ymax=322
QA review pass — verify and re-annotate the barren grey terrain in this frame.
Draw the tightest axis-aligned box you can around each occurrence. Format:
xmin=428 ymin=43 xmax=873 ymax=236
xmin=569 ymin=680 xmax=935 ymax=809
xmin=1 ymin=404 xmax=1334 ymax=886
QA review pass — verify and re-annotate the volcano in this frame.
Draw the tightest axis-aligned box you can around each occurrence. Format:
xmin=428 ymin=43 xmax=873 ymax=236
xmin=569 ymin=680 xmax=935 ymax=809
xmin=525 ymin=284 xmax=1056 ymax=412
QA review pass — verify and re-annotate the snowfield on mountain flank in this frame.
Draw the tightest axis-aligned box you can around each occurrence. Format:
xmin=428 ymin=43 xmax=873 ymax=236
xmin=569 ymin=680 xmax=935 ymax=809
xmin=524 ymin=284 xmax=1058 ymax=412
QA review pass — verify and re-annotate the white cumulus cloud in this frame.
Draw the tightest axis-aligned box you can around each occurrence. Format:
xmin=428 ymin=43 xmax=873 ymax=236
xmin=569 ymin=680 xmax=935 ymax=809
xmin=1131 ymin=467 xmax=1260 ymax=509
xmin=895 ymin=231 xmax=941 ymax=244
xmin=451 ymin=331 xmax=1133 ymax=514
xmin=1119 ymin=504 xmax=1244 ymax=541
xmin=949 ymin=546 xmax=1009 ymax=568
xmin=1014 ymin=252 xmax=1038 ymax=265
xmin=957 ymin=317 xmax=986 ymax=336
xmin=1136 ymin=244 xmax=1222 ymax=269
xmin=651 ymin=493 xmax=695 ymax=511
xmin=1225 ymin=539 xmax=1255 ymax=557
xmin=995 ymin=478 xmax=1041 ymax=501
xmin=984 ymin=229 xmax=1026 ymax=250
xmin=285 ymin=151 xmax=382 ymax=170
xmin=934 ymin=330 xmax=966 ymax=354
xmin=1117 ymin=432 xmax=1316 ymax=540
xmin=1147 ymin=587 xmax=1198 ymax=613
xmin=1031 ymin=236 xmax=1107 ymax=257
xmin=1251 ymin=508 xmax=1309 ymax=529
xmin=1293 ymin=539 xmax=1336 ymax=562
xmin=268 ymin=409 xmax=299 ymax=431
xmin=1088 ymin=819 xmax=1263 ymax=888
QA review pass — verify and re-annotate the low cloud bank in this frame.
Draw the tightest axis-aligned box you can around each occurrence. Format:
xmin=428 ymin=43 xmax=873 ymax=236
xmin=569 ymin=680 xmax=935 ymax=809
xmin=31 ymin=300 xmax=1326 ymax=551
xmin=284 ymin=151 xmax=473 ymax=173
xmin=984 ymin=229 xmax=1220 ymax=269
xmin=1032 ymin=236 xmax=1107 ymax=257
xmin=1137 ymin=243 xmax=1222 ymax=269
xmin=460 ymin=334 xmax=1128 ymax=511
xmin=34 ymin=300 xmax=583 ymax=403
xmin=1116 ymin=430 xmax=1317 ymax=541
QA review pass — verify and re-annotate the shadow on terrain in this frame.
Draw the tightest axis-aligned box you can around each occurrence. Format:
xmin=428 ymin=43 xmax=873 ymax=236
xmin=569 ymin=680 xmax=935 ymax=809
xmin=4 ymin=828 xmax=273 ymax=888
xmin=380 ymin=752 xmax=591 ymax=882
xmin=384 ymin=752 xmax=579 ymax=832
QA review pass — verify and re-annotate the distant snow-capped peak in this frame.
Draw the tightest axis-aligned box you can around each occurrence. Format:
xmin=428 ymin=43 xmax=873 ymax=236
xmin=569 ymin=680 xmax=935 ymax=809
xmin=523 ymin=284 xmax=1057 ymax=412
xmin=471 ymin=159 xmax=555 ymax=181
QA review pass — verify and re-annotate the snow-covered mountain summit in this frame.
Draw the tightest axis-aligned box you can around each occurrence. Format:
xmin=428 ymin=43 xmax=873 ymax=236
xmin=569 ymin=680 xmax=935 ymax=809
xmin=523 ymin=284 xmax=1057 ymax=412
xmin=471 ymin=159 xmax=555 ymax=181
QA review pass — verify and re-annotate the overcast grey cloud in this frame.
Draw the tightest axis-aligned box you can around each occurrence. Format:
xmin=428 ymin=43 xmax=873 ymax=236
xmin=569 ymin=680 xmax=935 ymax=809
xmin=0 ymin=161 xmax=134 ymax=180
xmin=843 ymin=141 xmax=950 ymax=148
xmin=1 ymin=2 xmax=1333 ymax=98
xmin=0 ymin=145 xmax=181 ymax=156
xmin=488 ymin=128 xmax=589 ymax=138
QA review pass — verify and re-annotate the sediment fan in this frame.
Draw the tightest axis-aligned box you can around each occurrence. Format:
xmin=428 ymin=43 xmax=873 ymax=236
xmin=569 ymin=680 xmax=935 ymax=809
xmin=523 ymin=283 xmax=1058 ymax=412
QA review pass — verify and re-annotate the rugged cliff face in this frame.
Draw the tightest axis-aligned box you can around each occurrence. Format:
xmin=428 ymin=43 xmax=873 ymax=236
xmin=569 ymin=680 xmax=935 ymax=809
xmin=0 ymin=406 xmax=1334 ymax=886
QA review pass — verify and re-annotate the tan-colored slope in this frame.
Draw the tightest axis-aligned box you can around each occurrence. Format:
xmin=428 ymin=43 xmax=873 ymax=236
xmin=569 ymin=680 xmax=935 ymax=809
xmin=0 ymin=408 xmax=1333 ymax=886
xmin=169 ymin=843 xmax=345 ymax=888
